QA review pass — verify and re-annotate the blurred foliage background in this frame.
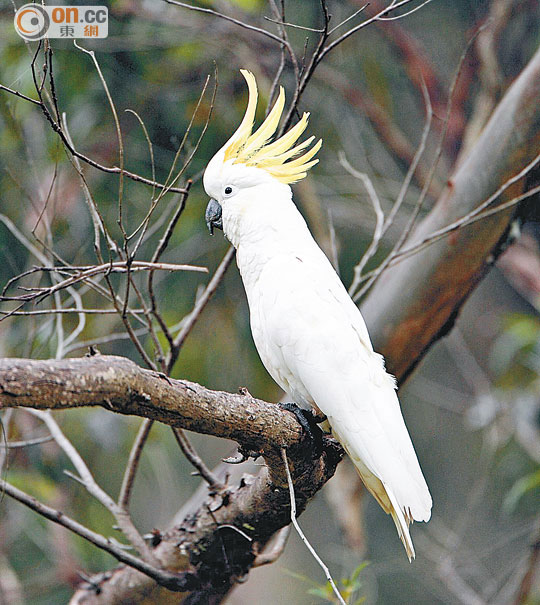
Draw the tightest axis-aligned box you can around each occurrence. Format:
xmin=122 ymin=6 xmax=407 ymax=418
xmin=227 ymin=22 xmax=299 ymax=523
xmin=0 ymin=0 xmax=539 ymax=603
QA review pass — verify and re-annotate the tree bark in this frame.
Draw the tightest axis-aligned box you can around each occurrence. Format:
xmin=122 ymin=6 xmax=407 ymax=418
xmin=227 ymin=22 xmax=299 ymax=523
xmin=0 ymin=356 xmax=304 ymax=456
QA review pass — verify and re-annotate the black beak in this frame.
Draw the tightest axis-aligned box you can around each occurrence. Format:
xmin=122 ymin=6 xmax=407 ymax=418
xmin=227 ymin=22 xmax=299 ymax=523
xmin=205 ymin=198 xmax=223 ymax=235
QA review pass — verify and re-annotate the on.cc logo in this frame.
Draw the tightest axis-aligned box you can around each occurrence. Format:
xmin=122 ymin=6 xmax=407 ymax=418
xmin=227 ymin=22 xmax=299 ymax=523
xmin=14 ymin=4 xmax=50 ymax=40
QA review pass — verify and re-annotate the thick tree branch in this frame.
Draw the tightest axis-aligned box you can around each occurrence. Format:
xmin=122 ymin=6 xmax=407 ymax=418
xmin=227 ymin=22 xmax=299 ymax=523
xmin=362 ymin=45 xmax=540 ymax=382
xmin=0 ymin=355 xmax=303 ymax=453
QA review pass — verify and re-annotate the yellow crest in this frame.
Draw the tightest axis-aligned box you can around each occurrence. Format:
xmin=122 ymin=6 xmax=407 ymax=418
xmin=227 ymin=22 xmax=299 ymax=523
xmin=223 ymin=70 xmax=322 ymax=184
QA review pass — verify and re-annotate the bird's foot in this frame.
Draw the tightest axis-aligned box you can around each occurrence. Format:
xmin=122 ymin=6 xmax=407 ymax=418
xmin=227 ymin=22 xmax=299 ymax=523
xmin=280 ymin=403 xmax=324 ymax=459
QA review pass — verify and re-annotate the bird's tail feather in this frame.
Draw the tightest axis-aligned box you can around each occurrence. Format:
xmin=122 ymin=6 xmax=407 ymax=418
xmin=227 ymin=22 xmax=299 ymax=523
xmin=385 ymin=483 xmax=415 ymax=562
xmin=349 ymin=459 xmax=417 ymax=561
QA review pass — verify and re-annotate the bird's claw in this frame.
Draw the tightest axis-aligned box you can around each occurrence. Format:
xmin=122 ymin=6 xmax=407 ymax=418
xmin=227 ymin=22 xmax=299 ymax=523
xmin=280 ymin=402 xmax=324 ymax=458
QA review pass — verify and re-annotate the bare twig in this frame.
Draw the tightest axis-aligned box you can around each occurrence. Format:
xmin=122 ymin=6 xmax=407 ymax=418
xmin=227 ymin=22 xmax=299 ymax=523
xmin=354 ymin=181 xmax=540 ymax=290
xmin=0 ymin=215 xmax=132 ymax=356
xmin=148 ymin=184 xmax=192 ymax=349
xmin=376 ymin=0 xmax=435 ymax=21
xmin=118 ymin=419 xmax=154 ymax=511
xmin=459 ymin=0 xmax=517 ymax=160
xmin=252 ymin=525 xmax=291 ymax=567
xmin=419 ymin=531 xmax=487 ymax=605
xmin=0 ymin=479 xmax=197 ymax=592
xmin=263 ymin=15 xmax=324 ymax=32
xmin=0 ymin=435 xmax=53 ymax=448
xmin=37 ymin=87 xmax=188 ymax=194
xmin=384 ymin=176 xmax=540 ymax=269
xmin=167 ymin=245 xmax=236 ymax=373
xmin=266 ymin=1 xmax=293 ymax=115
xmin=0 ymin=409 xmax=14 ymax=473
xmin=163 ymin=0 xmax=286 ymax=45
xmin=0 ymin=261 xmax=206 ymax=303
xmin=73 ymin=38 xmax=153 ymax=353
xmin=327 ymin=209 xmax=340 ymax=272
xmin=129 ymin=73 xmax=214 ymax=253
xmin=339 ymin=153 xmax=385 ymax=276
xmin=13 ymin=45 xmax=189 ymax=195
xmin=281 ymin=448 xmax=346 ymax=605
xmin=0 ymin=308 xmax=146 ymax=316
xmin=320 ymin=0 xmax=426 ymax=62
xmin=280 ymin=0 xmax=332 ymax=133
xmin=328 ymin=6 xmax=369 ymax=35
xmin=61 ymin=112 xmax=115 ymax=256
xmin=352 ymin=27 xmax=484 ymax=301
xmin=118 ymin=75 xmax=215 ymax=358
xmin=63 ymin=327 xmax=149 ymax=354
xmin=172 ymin=428 xmax=225 ymax=492
xmin=348 ymin=77 xmax=433 ymax=297
xmin=125 ymin=108 xmax=157 ymax=241
xmin=320 ymin=63 xmax=441 ymax=196
xmin=383 ymin=79 xmax=433 ymax=232
xmin=0 ymin=84 xmax=41 ymax=106
xmin=28 ymin=409 xmax=159 ymax=565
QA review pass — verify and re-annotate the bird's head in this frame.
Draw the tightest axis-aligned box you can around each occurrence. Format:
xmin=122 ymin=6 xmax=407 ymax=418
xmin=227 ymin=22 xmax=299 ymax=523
xmin=203 ymin=70 xmax=321 ymax=242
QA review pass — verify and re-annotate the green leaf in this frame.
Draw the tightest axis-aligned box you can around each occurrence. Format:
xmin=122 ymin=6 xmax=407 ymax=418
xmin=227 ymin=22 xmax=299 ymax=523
xmin=286 ymin=562 xmax=368 ymax=604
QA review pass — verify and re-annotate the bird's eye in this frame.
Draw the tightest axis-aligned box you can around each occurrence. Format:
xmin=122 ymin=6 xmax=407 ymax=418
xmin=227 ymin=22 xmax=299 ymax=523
xmin=224 ymin=186 xmax=233 ymax=195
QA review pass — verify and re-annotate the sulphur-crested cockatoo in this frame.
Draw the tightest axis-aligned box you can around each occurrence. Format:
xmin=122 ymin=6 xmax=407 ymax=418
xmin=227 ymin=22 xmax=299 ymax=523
xmin=203 ymin=70 xmax=431 ymax=560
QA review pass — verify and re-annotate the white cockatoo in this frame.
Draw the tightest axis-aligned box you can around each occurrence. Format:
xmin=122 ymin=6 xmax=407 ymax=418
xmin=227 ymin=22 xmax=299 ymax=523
xmin=203 ymin=70 xmax=432 ymax=560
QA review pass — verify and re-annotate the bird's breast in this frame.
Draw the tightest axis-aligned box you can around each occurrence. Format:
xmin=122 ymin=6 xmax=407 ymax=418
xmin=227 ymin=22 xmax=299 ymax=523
xmin=238 ymin=252 xmax=315 ymax=408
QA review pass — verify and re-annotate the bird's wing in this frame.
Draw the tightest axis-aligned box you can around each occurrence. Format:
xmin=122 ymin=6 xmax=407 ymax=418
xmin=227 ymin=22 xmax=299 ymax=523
xmin=256 ymin=254 xmax=432 ymax=529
